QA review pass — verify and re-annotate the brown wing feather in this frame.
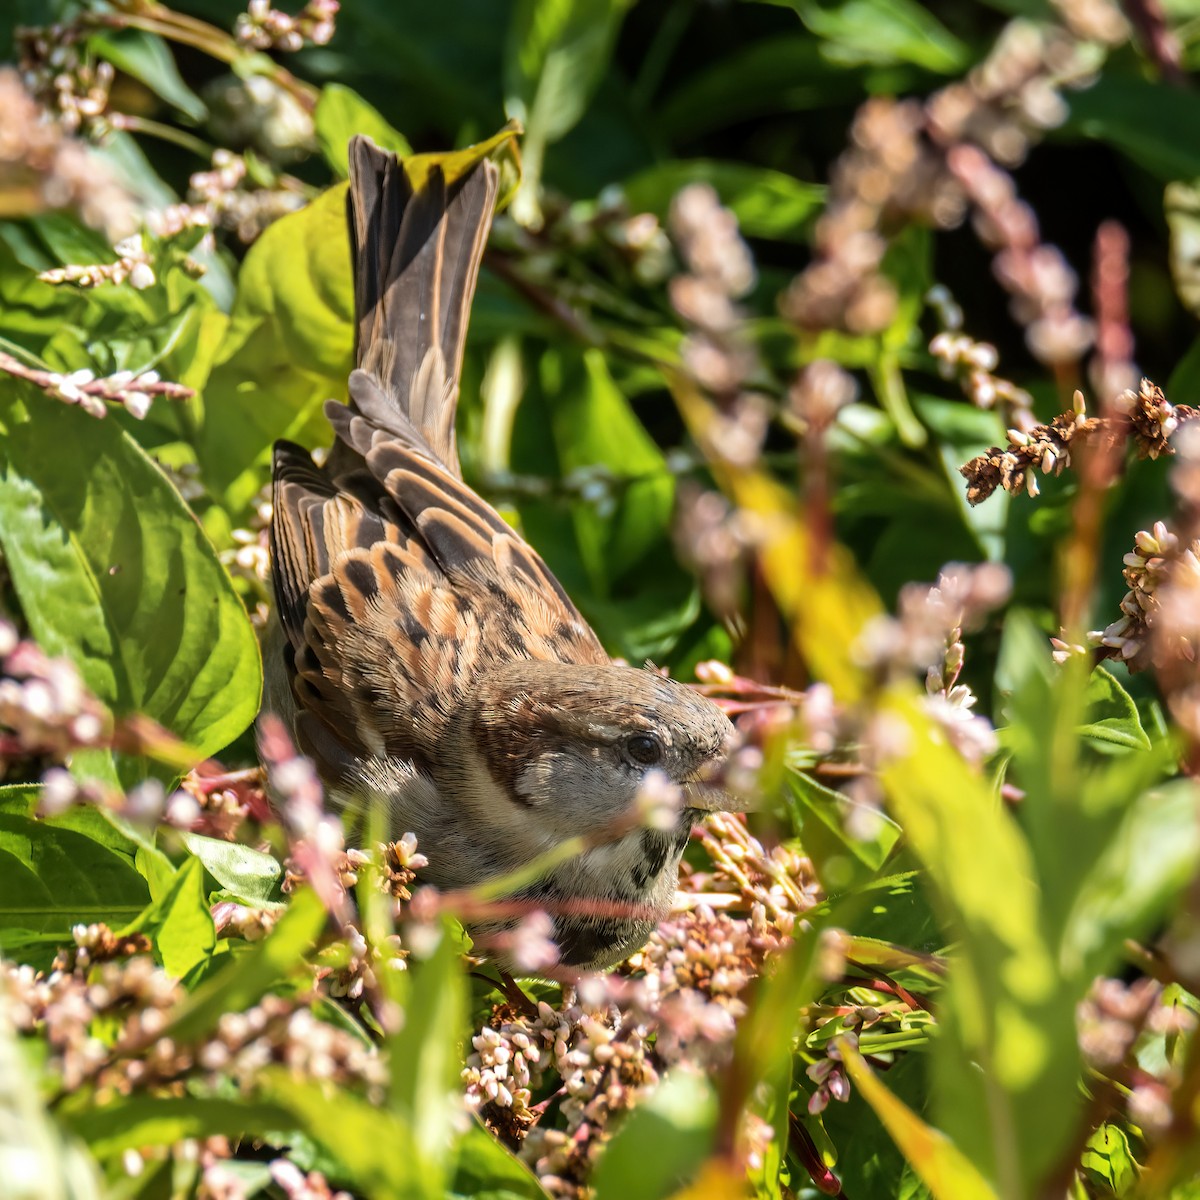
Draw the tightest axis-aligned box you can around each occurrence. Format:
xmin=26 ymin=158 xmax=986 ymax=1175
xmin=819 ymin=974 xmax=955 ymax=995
xmin=269 ymin=140 xmax=608 ymax=788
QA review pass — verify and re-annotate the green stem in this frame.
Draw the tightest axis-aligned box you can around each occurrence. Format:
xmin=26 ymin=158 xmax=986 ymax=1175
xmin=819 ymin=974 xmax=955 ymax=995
xmin=870 ymin=351 xmax=927 ymax=448
xmin=109 ymin=113 xmax=212 ymax=158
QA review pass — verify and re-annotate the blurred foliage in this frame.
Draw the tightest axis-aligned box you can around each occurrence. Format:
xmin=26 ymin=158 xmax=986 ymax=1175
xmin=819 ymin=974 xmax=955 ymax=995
xmin=4 ymin=0 xmax=1200 ymax=1198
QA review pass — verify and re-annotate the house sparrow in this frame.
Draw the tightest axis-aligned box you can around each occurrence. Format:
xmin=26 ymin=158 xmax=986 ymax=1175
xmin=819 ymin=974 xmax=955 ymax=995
xmin=267 ymin=135 xmax=740 ymax=970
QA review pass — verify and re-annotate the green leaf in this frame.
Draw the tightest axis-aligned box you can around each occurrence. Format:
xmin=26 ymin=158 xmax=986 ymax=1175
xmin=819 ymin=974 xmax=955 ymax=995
xmin=0 ymin=813 xmax=149 ymax=935
xmin=912 ymin=395 xmax=1008 ymax=562
xmin=162 ymin=888 xmax=326 ymax=1044
xmin=256 ymin=1068 xmax=431 ymax=1200
xmin=504 ymin=0 xmax=634 ymax=222
xmin=181 ymin=832 xmax=284 ymax=907
xmin=1166 ymin=180 xmax=1200 ymax=318
xmin=196 ymin=182 xmax=354 ymax=513
xmin=61 ymin=1095 xmax=297 ymax=1161
xmin=1079 ymin=666 xmax=1152 ymax=752
xmin=388 ymin=919 xmax=468 ymax=1189
xmin=785 ymin=768 xmax=902 ymax=888
xmin=515 ymin=348 xmax=696 ymax=659
xmin=1062 ymin=779 xmax=1200 ymax=980
xmin=125 ymin=856 xmax=215 ymax=979
xmin=655 ymin=36 xmax=863 ymax=142
xmin=0 ymin=387 xmax=262 ymax=773
xmin=1067 ymin=75 xmax=1200 ymax=182
xmin=89 ymin=29 xmax=207 ymax=122
xmin=593 ymin=1069 xmax=717 ymax=1200
xmin=552 ymin=349 xmax=674 ymax=583
xmin=315 ymin=83 xmax=413 ymax=177
xmin=0 ymin=988 xmax=105 ymax=1199
xmin=876 ymin=684 xmax=1075 ymax=1196
xmin=622 ymin=160 xmax=823 ymax=243
xmin=839 ymin=1040 xmax=999 ymax=1200
xmin=760 ymin=0 xmax=968 ymax=72
xmin=1081 ymin=1123 xmax=1139 ymax=1195
xmin=452 ymin=1120 xmax=549 ymax=1200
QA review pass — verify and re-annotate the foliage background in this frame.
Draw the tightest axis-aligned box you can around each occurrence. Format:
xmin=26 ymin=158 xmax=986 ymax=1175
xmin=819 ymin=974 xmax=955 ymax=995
xmin=3 ymin=0 xmax=1200 ymax=1198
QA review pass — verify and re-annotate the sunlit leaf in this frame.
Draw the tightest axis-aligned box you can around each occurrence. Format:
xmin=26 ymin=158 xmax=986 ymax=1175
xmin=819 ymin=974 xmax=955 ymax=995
xmin=839 ymin=1039 xmax=998 ymax=1200
xmin=622 ymin=161 xmax=823 ymax=243
xmin=181 ymin=832 xmax=284 ymax=907
xmin=0 ymin=814 xmax=149 ymax=937
xmin=593 ymin=1069 xmax=717 ymax=1200
xmin=162 ymin=887 xmax=326 ymax=1044
xmin=315 ymin=83 xmax=412 ymax=176
xmin=125 ymin=856 xmax=215 ymax=979
xmin=504 ymin=0 xmax=632 ymax=221
xmin=0 ymin=387 xmax=261 ymax=775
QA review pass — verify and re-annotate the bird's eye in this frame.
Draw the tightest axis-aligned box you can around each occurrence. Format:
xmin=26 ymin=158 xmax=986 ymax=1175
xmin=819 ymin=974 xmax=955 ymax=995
xmin=625 ymin=733 xmax=664 ymax=766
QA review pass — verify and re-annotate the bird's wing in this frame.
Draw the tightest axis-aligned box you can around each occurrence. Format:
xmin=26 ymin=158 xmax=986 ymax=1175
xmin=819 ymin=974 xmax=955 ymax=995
xmin=268 ymin=142 xmax=608 ymax=782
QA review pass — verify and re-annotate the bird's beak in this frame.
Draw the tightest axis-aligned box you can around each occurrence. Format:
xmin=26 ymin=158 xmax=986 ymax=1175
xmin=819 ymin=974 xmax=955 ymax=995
xmin=682 ymin=757 xmax=754 ymax=813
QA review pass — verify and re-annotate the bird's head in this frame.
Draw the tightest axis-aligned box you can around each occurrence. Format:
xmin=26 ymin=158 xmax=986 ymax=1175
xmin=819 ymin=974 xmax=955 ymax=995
xmin=463 ymin=661 xmax=740 ymax=841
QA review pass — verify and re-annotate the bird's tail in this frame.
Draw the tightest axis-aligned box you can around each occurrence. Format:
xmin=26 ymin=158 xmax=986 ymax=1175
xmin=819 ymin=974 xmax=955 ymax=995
xmin=344 ymin=134 xmax=498 ymax=473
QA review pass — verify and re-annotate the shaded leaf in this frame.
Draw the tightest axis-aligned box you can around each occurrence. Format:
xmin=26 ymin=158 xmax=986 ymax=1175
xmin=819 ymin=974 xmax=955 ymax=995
xmin=62 ymin=1094 xmax=297 ymax=1160
xmin=1079 ymin=667 xmax=1151 ymax=752
xmin=0 ymin=813 xmax=148 ymax=935
xmin=89 ymin=29 xmax=207 ymax=122
xmin=453 ymin=1120 xmax=549 ymax=1200
xmin=760 ymin=0 xmax=968 ymax=71
xmin=785 ymin=768 xmax=902 ymax=886
xmin=505 ymin=0 xmax=633 ymax=220
xmin=1067 ymin=75 xmax=1200 ymax=182
xmin=256 ymin=1067 xmax=432 ymax=1200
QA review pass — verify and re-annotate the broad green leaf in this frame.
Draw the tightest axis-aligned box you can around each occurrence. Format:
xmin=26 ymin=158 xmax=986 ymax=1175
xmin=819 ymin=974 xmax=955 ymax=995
xmin=875 ymin=685 xmax=1074 ymax=1195
xmin=785 ymin=768 xmax=902 ymax=886
xmin=0 ymin=814 xmax=148 ymax=934
xmin=547 ymin=349 xmax=674 ymax=585
xmin=315 ymin=83 xmax=413 ymax=177
xmin=759 ymin=0 xmax=968 ymax=71
xmin=622 ymin=160 xmax=823 ymax=243
xmin=196 ymin=183 xmax=354 ymax=513
xmin=1067 ymin=75 xmax=1200 ymax=182
xmin=515 ymin=348 xmax=697 ymax=660
xmin=838 ymin=1040 xmax=998 ymax=1200
xmin=181 ymin=832 xmax=284 ymax=907
xmin=61 ymin=1095 xmax=296 ymax=1160
xmin=1166 ymin=180 xmax=1200 ymax=318
xmin=0 ymin=988 xmax=105 ymax=1200
xmin=656 ymin=36 xmax=864 ymax=142
xmin=389 ymin=919 xmax=468 ymax=1189
xmin=504 ymin=0 xmax=633 ymax=222
xmin=0 ymin=387 xmax=261 ymax=773
xmin=256 ymin=1067 xmax=430 ymax=1200
xmin=593 ymin=1069 xmax=717 ymax=1200
xmin=162 ymin=887 xmax=326 ymax=1044
xmin=912 ymin=396 xmax=1008 ymax=562
xmin=88 ymin=29 xmax=207 ymax=122
xmin=125 ymin=856 xmax=215 ymax=979
xmin=452 ymin=1120 xmax=549 ymax=1199
xmin=1079 ymin=666 xmax=1152 ymax=752
xmin=1081 ymin=1123 xmax=1139 ymax=1194
xmin=1062 ymin=779 xmax=1200 ymax=980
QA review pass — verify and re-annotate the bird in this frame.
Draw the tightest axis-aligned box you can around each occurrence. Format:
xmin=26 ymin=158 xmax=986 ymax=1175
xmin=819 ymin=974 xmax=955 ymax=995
xmin=267 ymin=134 xmax=740 ymax=971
